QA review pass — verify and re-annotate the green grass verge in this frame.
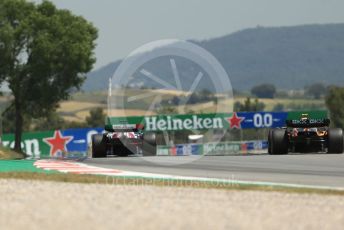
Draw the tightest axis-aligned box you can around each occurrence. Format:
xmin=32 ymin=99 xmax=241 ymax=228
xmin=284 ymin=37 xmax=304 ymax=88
xmin=0 ymin=171 xmax=343 ymax=196
xmin=0 ymin=160 xmax=50 ymax=173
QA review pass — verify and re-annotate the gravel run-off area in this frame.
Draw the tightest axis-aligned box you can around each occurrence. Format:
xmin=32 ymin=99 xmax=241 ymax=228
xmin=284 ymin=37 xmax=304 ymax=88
xmin=0 ymin=179 xmax=344 ymax=230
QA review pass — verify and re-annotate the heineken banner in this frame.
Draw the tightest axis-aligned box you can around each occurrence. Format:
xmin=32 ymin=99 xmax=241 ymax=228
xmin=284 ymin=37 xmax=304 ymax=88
xmin=0 ymin=110 xmax=326 ymax=157
xmin=1 ymin=127 xmax=104 ymax=158
xmin=156 ymin=140 xmax=268 ymax=156
xmin=107 ymin=110 xmax=327 ymax=131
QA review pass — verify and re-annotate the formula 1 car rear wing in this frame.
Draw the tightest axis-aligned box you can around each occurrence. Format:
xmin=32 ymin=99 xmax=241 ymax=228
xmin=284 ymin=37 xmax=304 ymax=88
xmin=105 ymin=123 xmax=144 ymax=132
xmin=286 ymin=118 xmax=330 ymax=128
xmin=105 ymin=116 xmax=145 ymax=132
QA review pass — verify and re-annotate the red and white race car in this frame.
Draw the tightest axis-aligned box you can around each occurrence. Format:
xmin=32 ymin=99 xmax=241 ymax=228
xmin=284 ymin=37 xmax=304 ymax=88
xmin=91 ymin=124 xmax=157 ymax=158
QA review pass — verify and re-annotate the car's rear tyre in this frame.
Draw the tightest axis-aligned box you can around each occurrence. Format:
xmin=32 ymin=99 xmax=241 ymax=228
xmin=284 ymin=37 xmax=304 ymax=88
xmin=327 ymin=128 xmax=344 ymax=154
xmin=271 ymin=129 xmax=288 ymax=155
xmin=268 ymin=129 xmax=273 ymax=154
xmin=143 ymin=132 xmax=157 ymax=156
xmin=91 ymin=134 xmax=107 ymax=158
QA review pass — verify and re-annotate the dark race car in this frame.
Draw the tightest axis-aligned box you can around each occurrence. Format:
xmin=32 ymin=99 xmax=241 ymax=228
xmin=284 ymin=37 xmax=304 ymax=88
xmin=268 ymin=114 xmax=343 ymax=155
xmin=90 ymin=123 xmax=157 ymax=158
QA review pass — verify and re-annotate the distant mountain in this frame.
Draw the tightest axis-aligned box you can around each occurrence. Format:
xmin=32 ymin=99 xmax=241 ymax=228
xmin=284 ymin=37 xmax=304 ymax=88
xmin=83 ymin=24 xmax=344 ymax=91
xmin=82 ymin=60 xmax=120 ymax=91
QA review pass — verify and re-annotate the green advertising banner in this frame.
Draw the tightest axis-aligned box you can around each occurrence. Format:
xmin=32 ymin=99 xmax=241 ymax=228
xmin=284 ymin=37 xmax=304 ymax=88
xmin=106 ymin=113 xmax=227 ymax=131
xmin=1 ymin=127 xmax=104 ymax=158
xmin=2 ymin=131 xmax=54 ymax=158
xmin=286 ymin=110 xmax=327 ymax=120
xmin=106 ymin=111 xmax=328 ymax=131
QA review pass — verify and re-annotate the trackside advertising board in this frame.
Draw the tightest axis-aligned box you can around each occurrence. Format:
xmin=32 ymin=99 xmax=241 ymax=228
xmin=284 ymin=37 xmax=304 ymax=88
xmin=0 ymin=111 xmax=327 ymax=157
xmin=156 ymin=140 xmax=268 ymax=156
xmin=1 ymin=128 xmax=104 ymax=158
xmin=106 ymin=111 xmax=327 ymax=131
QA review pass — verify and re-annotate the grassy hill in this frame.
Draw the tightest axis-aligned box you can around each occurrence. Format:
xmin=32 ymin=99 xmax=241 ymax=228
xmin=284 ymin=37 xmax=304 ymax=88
xmin=83 ymin=23 xmax=344 ymax=92
xmin=56 ymin=89 xmax=326 ymax=122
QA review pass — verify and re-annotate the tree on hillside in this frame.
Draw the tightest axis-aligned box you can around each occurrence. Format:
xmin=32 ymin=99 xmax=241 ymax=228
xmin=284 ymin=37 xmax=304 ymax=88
xmin=251 ymin=84 xmax=276 ymax=99
xmin=86 ymin=107 xmax=105 ymax=127
xmin=234 ymin=97 xmax=265 ymax=112
xmin=2 ymin=105 xmax=31 ymax=134
xmin=32 ymin=111 xmax=88 ymax=131
xmin=0 ymin=0 xmax=98 ymax=153
xmin=157 ymin=106 xmax=177 ymax=115
xmin=272 ymin=103 xmax=284 ymax=111
xmin=325 ymin=86 xmax=344 ymax=129
xmin=305 ymin=83 xmax=327 ymax=99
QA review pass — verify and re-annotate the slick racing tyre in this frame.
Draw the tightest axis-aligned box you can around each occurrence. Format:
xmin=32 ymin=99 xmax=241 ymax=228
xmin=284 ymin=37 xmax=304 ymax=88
xmin=271 ymin=129 xmax=289 ymax=155
xmin=91 ymin=134 xmax=107 ymax=158
xmin=327 ymin=128 xmax=344 ymax=154
xmin=142 ymin=132 xmax=157 ymax=156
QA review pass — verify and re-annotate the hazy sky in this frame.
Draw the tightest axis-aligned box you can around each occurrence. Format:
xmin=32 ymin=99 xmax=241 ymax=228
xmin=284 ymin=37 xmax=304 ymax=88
xmin=33 ymin=0 xmax=344 ymax=70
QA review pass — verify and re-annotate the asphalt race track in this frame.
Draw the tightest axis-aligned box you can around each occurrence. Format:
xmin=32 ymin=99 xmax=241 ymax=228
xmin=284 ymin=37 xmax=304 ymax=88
xmin=85 ymin=153 xmax=344 ymax=188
